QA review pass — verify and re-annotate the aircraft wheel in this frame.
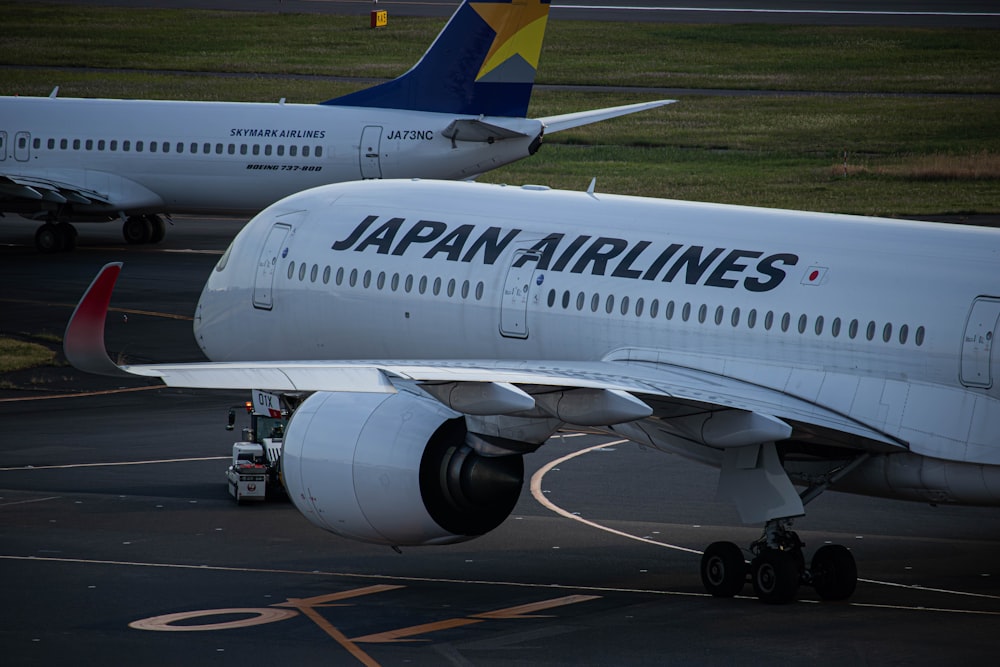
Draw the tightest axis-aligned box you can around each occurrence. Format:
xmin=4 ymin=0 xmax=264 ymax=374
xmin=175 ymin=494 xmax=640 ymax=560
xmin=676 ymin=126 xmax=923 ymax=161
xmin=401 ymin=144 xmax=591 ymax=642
xmin=811 ymin=544 xmax=857 ymax=601
xmin=700 ymin=541 xmax=746 ymax=598
xmin=56 ymin=222 xmax=77 ymax=251
xmin=751 ymin=549 xmax=801 ymax=604
xmin=148 ymin=215 xmax=166 ymax=244
xmin=35 ymin=223 xmax=61 ymax=253
xmin=123 ymin=216 xmax=153 ymax=244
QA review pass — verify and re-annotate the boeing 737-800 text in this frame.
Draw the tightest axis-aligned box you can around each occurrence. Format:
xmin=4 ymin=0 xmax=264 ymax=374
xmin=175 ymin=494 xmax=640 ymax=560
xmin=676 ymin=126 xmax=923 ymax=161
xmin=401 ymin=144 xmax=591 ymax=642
xmin=64 ymin=178 xmax=1000 ymax=604
xmin=0 ymin=0 xmax=669 ymax=252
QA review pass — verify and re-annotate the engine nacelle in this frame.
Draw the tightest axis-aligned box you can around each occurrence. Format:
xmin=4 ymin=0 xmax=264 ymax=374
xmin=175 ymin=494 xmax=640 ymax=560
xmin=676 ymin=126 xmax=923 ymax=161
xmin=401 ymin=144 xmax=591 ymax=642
xmin=282 ymin=390 xmax=524 ymax=546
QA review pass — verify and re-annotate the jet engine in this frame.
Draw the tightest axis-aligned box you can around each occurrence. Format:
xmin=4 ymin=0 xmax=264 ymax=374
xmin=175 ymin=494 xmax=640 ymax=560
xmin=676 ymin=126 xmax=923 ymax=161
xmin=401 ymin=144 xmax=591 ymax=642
xmin=281 ymin=390 xmax=525 ymax=546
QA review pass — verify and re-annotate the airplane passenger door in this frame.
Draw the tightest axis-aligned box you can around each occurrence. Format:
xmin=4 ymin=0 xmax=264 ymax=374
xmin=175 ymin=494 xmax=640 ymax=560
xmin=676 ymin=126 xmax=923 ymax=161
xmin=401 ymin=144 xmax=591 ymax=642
xmin=960 ymin=297 xmax=1000 ymax=388
xmin=500 ymin=250 xmax=541 ymax=339
xmin=359 ymin=125 xmax=382 ymax=179
xmin=253 ymin=222 xmax=293 ymax=311
xmin=0 ymin=132 xmax=7 ymax=161
xmin=14 ymin=131 xmax=30 ymax=161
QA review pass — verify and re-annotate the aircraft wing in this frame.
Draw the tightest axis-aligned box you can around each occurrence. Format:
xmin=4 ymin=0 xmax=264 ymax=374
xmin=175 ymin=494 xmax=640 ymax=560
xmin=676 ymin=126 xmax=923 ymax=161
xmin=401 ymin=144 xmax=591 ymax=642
xmin=538 ymin=100 xmax=675 ymax=134
xmin=67 ymin=263 xmax=902 ymax=456
xmin=0 ymin=173 xmax=112 ymax=207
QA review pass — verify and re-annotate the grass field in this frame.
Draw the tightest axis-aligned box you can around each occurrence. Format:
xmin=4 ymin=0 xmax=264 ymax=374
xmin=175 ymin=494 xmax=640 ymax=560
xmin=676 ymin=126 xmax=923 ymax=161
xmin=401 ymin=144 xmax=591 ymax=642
xmin=1 ymin=1 xmax=998 ymax=215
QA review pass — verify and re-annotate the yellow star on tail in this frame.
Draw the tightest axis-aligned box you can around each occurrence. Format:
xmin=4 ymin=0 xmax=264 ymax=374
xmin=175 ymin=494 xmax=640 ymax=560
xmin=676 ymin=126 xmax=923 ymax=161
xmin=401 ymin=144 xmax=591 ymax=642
xmin=471 ymin=0 xmax=550 ymax=81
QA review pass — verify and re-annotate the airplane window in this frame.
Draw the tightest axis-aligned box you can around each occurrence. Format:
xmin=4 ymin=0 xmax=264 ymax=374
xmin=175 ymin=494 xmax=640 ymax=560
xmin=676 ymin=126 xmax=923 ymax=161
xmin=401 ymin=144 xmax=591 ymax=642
xmin=215 ymin=143 xmax=223 ymax=154
xmin=202 ymin=143 xmax=210 ymax=153
xmin=176 ymin=142 xmax=183 ymax=153
xmin=447 ymin=279 xmax=456 ymax=297
xmin=47 ymin=138 xmax=55 ymax=149
xmin=73 ymin=139 xmax=81 ymax=150
xmin=228 ymin=144 xmax=236 ymax=155
xmin=364 ymin=270 xmax=372 ymax=288
xmin=649 ymin=299 xmax=659 ymax=318
xmin=591 ymin=293 xmax=600 ymax=313
xmin=240 ymin=144 xmax=248 ymax=155
xmin=277 ymin=145 xmax=285 ymax=156
xmin=605 ymin=295 xmax=614 ymax=314
xmin=391 ymin=273 xmax=400 ymax=291
xmin=764 ymin=311 xmax=774 ymax=330
xmin=303 ymin=146 xmax=310 ymax=157
xmin=562 ymin=290 xmax=570 ymax=309
xmin=620 ymin=296 xmax=630 ymax=315
xmin=323 ymin=266 xmax=331 ymax=284
xmin=287 ymin=262 xmax=295 ymax=279
xmin=265 ymin=145 xmax=272 ymax=156
xmin=715 ymin=305 xmax=724 ymax=325
xmin=698 ymin=304 xmax=707 ymax=324
xmin=418 ymin=276 xmax=427 ymax=294
xmin=899 ymin=324 xmax=909 ymax=344
xmin=162 ymin=142 xmax=170 ymax=152
xmin=311 ymin=264 xmax=318 ymax=283
xmin=866 ymin=321 xmax=876 ymax=341
xmin=34 ymin=138 xmax=42 ymax=149
xmin=86 ymin=139 xmax=93 ymax=150
xmin=476 ymin=282 xmax=484 ymax=300
xmin=883 ymin=323 xmax=892 ymax=343
xmin=915 ymin=326 xmax=926 ymax=346
xmin=377 ymin=271 xmax=385 ymax=290
xmin=97 ymin=140 xmax=105 ymax=150
xmin=849 ymin=319 xmax=859 ymax=339
xmin=349 ymin=269 xmax=358 ymax=287
xmin=681 ymin=302 xmax=690 ymax=322
xmin=462 ymin=281 xmax=470 ymax=299
xmin=298 ymin=263 xmax=307 ymax=281
xmin=110 ymin=140 xmax=118 ymax=151
xmin=731 ymin=307 xmax=740 ymax=327
xmin=547 ymin=290 xmax=556 ymax=308
xmin=576 ymin=291 xmax=585 ymax=311
xmin=831 ymin=317 xmax=841 ymax=337
xmin=666 ymin=300 xmax=675 ymax=320
xmin=815 ymin=315 xmax=824 ymax=335
xmin=781 ymin=312 xmax=791 ymax=332
xmin=433 ymin=277 xmax=441 ymax=295
xmin=797 ymin=314 xmax=807 ymax=334
xmin=747 ymin=308 xmax=756 ymax=329
xmin=404 ymin=274 xmax=413 ymax=292
xmin=335 ymin=267 xmax=344 ymax=285
xmin=189 ymin=143 xmax=197 ymax=153
xmin=315 ymin=146 xmax=324 ymax=158
xmin=60 ymin=139 xmax=68 ymax=149
xmin=150 ymin=141 xmax=157 ymax=153
xmin=635 ymin=297 xmax=644 ymax=317
xmin=289 ymin=145 xmax=298 ymax=157
xmin=123 ymin=140 xmax=131 ymax=151
xmin=253 ymin=145 xmax=260 ymax=156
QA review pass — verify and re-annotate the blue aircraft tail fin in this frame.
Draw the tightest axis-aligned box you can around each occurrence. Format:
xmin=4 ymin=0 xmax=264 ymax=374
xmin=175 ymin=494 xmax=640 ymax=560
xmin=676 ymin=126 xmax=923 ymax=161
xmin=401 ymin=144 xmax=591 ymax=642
xmin=322 ymin=0 xmax=551 ymax=118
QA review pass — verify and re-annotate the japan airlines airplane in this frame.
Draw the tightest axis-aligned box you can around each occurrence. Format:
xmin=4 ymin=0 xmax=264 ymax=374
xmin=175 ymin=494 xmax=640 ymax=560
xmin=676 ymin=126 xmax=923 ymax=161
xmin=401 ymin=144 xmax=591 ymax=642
xmin=65 ymin=178 xmax=1000 ymax=604
xmin=0 ymin=0 xmax=669 ymax=253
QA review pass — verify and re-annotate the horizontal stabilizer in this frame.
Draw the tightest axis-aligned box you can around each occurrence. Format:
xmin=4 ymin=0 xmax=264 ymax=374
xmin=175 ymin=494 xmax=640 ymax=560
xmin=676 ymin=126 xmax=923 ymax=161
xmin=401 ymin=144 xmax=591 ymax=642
xmin=441 ymin=119 xmax=531 ymax=143
xmin=539 ymin=100 xmax=675 ymax=134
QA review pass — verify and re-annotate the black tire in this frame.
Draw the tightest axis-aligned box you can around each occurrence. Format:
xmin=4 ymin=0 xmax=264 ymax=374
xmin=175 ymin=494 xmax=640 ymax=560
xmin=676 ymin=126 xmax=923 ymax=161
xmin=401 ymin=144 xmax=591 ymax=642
xmin=34 ymin=223 xmax=60 ymax=253
xmin=700 ymin=541 xmax=747 ymax=598
xmin=811 ymin=544 xmax=857 ymax=601
xmin=751 ymin=549 xmax=801 ymax=604
xmin=148 ymin=215 xmax=166 ymax=244
xmin=56 ymin=222 xmax=77 ymax=251
xmin=123 ymin=216 xmax=153 ymax=244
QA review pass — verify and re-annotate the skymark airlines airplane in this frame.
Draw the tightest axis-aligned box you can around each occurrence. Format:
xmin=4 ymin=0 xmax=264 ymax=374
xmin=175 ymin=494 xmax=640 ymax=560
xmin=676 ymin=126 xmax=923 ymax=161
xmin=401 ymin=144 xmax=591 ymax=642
xmin=65 ymin=178 xmax=1000 ymax=604
xmin=0 ymin=0 xmax=668 ymax=253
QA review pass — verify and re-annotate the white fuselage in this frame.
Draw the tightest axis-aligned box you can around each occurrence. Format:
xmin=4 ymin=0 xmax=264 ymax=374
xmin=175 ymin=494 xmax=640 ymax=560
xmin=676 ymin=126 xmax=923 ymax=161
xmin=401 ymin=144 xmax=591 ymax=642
xmin=195 ymin=180 xmax=1000 ymax=479
xmin=0 ymin=96 xmax=540 ymax=216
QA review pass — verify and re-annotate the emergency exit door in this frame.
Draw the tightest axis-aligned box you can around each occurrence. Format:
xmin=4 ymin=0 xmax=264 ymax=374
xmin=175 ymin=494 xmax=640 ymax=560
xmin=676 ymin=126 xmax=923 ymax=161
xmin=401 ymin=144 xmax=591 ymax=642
xmin=359 ymin=125 xmax=382 ymax=179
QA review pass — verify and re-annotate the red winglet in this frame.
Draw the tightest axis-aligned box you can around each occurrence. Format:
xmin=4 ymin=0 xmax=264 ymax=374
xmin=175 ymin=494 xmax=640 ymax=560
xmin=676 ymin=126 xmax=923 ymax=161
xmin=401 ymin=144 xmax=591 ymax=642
xmin=63 ymin=262 xmax=130 ymax=377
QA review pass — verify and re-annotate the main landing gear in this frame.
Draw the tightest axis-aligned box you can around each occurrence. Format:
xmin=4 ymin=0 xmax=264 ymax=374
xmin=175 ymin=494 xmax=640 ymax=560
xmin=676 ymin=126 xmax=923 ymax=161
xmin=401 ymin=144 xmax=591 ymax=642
xmin=700 ymin=519 xmax=858 ymax=604
xmin=34 ymin=221 xmax=78 ymax=253
xmin=122 ymin=214 xmax=166 ymax=245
